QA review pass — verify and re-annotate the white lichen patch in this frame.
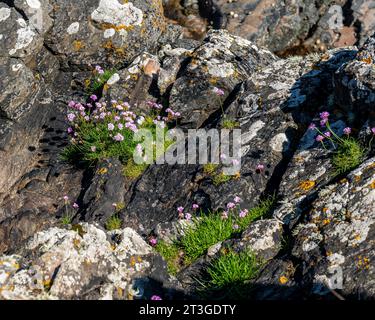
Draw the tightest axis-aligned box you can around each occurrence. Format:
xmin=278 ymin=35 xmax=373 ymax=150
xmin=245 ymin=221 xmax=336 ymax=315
xmin=67 ymin=22 xmax=80 ymax=35
xmin=26 ymin=0 xmax=41 ymax=9
xmin=207 ymin=60 xmax=234 ymax=78
xmin=9 ymin=20 xmax=36 ymax=56
xmin=107 ymin=73 xmax=120 ymax=85
xmin=0 ymin=223 xmax=154 ymax=300
xmin=11 ymin=63 xmax=23 ymax=72
xmin=241 ymin=120 xmax=265 ymax=156
xmin=0 ymin=7 xmax=11 ymax=22
xmin=327 ymin=252 xmax=345 ymax=266
xmin=103 ymin=28 xmax=116 ymax=38
xmin=91 ymin=0 xmax=143 ymax=27
xmin=270 ymin=133 xmax=290 ymax=153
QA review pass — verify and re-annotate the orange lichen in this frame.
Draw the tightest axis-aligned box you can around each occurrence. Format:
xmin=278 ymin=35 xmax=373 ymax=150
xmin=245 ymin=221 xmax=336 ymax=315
xmin=97 ymin=168 xmax=108 ymax=175
xmin=279 ymin=276 xmax=288 ymax=285
xmin=73 ymin=40 xmax=85 ymax=51
xmin=360 ymin=56 xmax=372 ymax=64
xmin=299 ymin=180 xmax=316 ymax=192
xmin=369 ymin=180 xmax=375 ymax=189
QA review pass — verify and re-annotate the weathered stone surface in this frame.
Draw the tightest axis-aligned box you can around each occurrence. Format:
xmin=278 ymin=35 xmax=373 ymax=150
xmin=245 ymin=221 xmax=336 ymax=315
xmin=0 ymin=224 xmax=172 ymax=300
xmin=194 ymin=0 xmax=375 ymax=55
xmin=44 ymin=0 xmax=167 ymax=68
xmin=334 ymin=33 xmax=375 ymax=124
xmin=169 ymin=29 xmax=277 ymax=128
xmin=290 ymin=157 xmax=375 ymax=298
xmin=0 ymin=3 xmax=43 ymax=61
xmin=233 ymin=219 xmax=283 ymax=261
xmin=80 ymin=158 xmax=129 ymax=226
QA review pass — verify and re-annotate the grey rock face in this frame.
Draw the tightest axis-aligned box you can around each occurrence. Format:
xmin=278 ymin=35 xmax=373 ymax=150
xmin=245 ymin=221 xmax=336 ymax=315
xmin=0 ymin=224 xmax=172 ymax=300
xmin=169 ymin=29 xmax=277 ymax=128
xmin=44 ymin=0 xmax=167 ymax=68
xmin=1 ymin=0 xmax=375 ymax=300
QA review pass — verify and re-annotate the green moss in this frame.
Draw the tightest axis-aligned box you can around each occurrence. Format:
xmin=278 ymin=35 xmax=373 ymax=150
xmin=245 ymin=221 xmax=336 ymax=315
xmin=212 ymin=172 xmax=232 ymax=186
xmin=222 ymin=118 xmax=239 ymax=130
xmin=155 ymin=241 xmax=180 ymax=275
xmin=123 ymin=160 xmax=149 ymax=179
xmin=105 ymin=215 xmax=122 ymax=231
xmin=203 ymin=163 xmax=219 ymax=175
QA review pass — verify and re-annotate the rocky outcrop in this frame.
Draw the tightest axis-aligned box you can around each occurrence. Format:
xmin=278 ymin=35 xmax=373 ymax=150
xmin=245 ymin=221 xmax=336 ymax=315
xmin=0 ymin=223 xmax=175 ymax=300
xmin=0 ymin=0 xmax=375 ymax=301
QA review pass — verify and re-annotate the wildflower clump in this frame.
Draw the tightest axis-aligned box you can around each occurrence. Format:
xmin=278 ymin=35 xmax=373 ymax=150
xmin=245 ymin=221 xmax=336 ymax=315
xmin=60 ymin=196 xmax=79 ymax=226
xmin=61 ymin=96 xmax=177 ymax=176
xmin=308 ymin=112 xmax=368 ymax=175
xmin=155 ymin=197 xmax=274 ymax=273
xmin=87 ymin=65 xmax=117 ymax=94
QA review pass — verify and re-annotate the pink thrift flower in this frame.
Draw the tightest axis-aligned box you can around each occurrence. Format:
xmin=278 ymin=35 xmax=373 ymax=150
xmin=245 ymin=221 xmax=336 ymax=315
xmin=221 ymin=211 xmax=228 ymax=220
xmin=316 ymin=135 xmax=325 ymax=142
xmin=67 ymin=127 xmax=73 ymax=134
xmin=256 ymin=164 xmax=265 ymax=171
xmin=239 ymin=209 xmax=248 ymax=218
xmin=227 ymin=202 xmax=235 ymax=209
xmin=319 ymin=111 xmax=330 ymax=120
xmin=67 ymin=113 xmax=76 ymax=122
xmin=308 ymin=123 xmax=316 ymax=130
xmin=90 ymin=95 xmax=98 ymax=101
xmin=343 ymin=127 xmax=351 ymax=135
xmin=73 ymin=203 xmax=79 ymax=209
xmin=192 ymin=204 xmax=199 ymax=210
xmin=68 ymin=101 xmax=76 ymax=108
xmin=177 ymin=206 xmax=184 ymax=213
xmin=324 ymin=132 xmax=331 ymax=138
xmin=114 ymin=133 xmax=124 ymax=142
xmin=151 ymin=295 xmax=162 ymax=300
xmin=213 ymin=87 xmax=225 ymax=96
xmin=234 ymin=196 xmax=242 ymax=203
xmin=185 ymin=213 xmax=192 ymax=220
xmin=371 ymin=127 xmax=375 ymax=135
xmin=149 ymin=237 xmax=158 ymax=246
xmin=320 ymin=119 xmax=328 ymax=126
xmin=233 ymin=224 xmax=239 ymax=230
xmin=63 ymin=195 xmax=69 ymax=202
xmin=118 ymin=123 xmax=124 ymax=130
xmin=108 ymin=123 xmax=115 ymax=131
xmin=220 ymin=154 xmax=227 ymax=161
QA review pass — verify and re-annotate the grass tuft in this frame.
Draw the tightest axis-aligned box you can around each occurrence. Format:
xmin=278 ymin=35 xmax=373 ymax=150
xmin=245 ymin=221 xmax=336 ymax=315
xmin=332 ymin=137 xmax=365 ymax=175
xmin=155 ymin=198 xmax=274 ymax=272
xmin=204 ymin=250 xmax=261 ymax=298
xmin=105 ymin=215 xmax=122 ymax=231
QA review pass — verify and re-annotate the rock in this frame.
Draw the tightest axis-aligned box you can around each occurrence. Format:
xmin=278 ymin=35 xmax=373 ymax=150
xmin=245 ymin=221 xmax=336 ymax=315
xmin=80 ymin=158 xmax=129 ymax=226
xmin=44 ymin=0 xmax=167 ymax=68
xmin=169 ymin=29 xmax=277 ymax=128
xmin=0 ymin=3 xmax=43 ymax=61
xmin=103 ymin=52 xmax=161 ymax=113
xmin=233 ymin=219 xmax=283 ymax=261
xmin=334 ymin=33 xmax=375 ymax=124
xmin=197 ymin=1 xmax=375 ymax=55
xmin=0 ymin=224 xmax=173 ymax=300
xmin=290 ymin=157 xmax=375 ymax=298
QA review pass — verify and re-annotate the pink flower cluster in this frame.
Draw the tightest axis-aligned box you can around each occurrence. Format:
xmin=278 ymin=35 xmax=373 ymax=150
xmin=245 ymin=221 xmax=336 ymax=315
xmin=177 ymin=203 xmax=200 ymax=220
